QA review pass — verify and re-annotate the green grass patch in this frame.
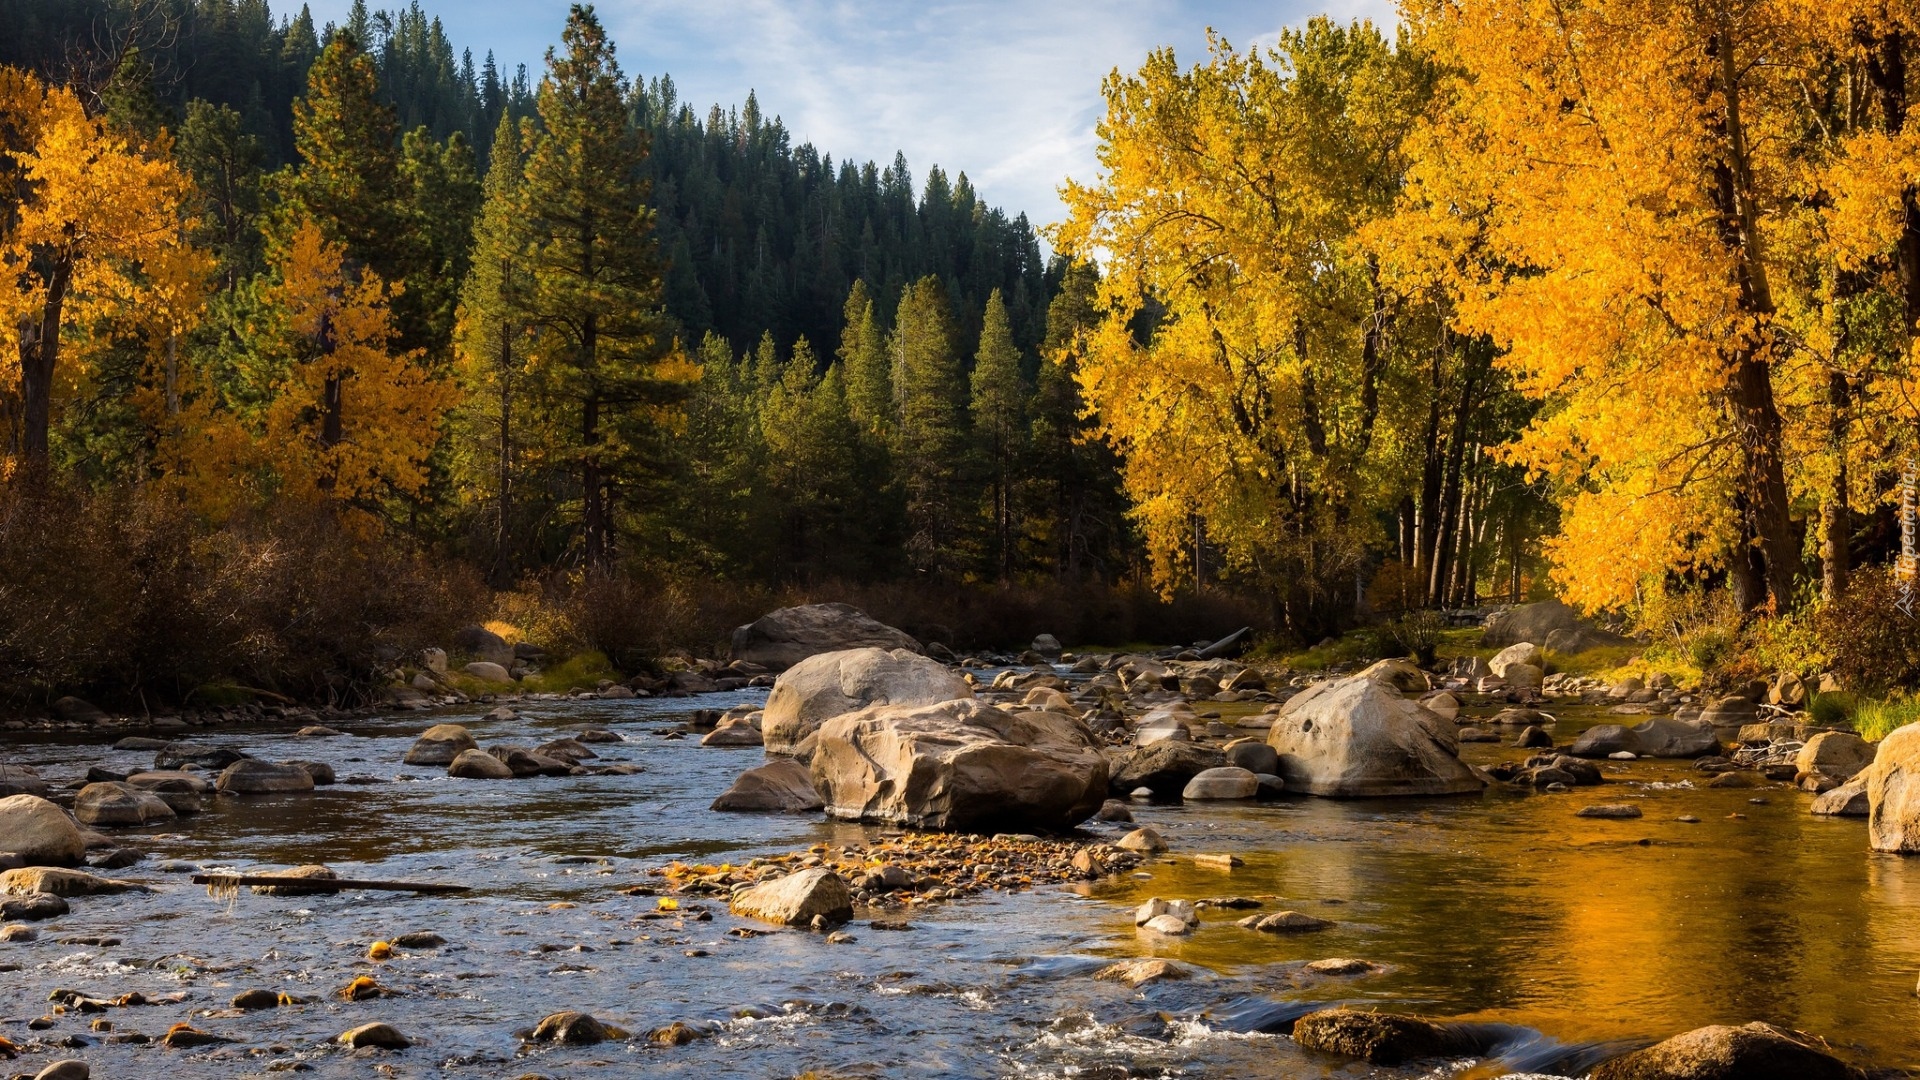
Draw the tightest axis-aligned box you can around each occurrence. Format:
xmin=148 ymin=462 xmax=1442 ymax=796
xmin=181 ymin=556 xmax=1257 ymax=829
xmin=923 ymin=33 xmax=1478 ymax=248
xmin=1850 ymin=697 xmax=1920 ymax=742
xmin=1280 ymin=629 xmax=1383 ymax=671
xmin=519 ymin=650 xmax=619 ymax=693
xmin=185 ymin=681 xmax=260 ymax=707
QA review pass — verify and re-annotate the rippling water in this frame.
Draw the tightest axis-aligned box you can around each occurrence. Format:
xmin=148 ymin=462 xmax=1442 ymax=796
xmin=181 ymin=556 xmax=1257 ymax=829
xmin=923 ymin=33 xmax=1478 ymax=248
xmin=4 ymin=691 xmax=1919 ymax=1078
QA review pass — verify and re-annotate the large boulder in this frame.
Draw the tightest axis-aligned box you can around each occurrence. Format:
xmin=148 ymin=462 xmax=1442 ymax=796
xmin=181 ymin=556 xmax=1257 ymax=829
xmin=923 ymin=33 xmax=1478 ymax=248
xmin=0 ymin=795 xmax=85 ymax=867
xmin=73 ymin=782 xmax=176 ymax=827
xmin=403 ymin=724 xmax=478 ymax=765
xmin=1109 ymin=741 xmax=1227 ymax=797
xmin=1811 ymin=774 xmax=1870 ymax=817
xmin=729 ymin=867 xmax=853 ymax=926
xmin=1181 ymin=767 xmax=1259 ymax=800
xmin=1569 ymin=724 xmax=1640 ymax=759
xmin=1482 ymin=599 xmax=1625 ymax=649
xmin=1796 ymin=731 xmax=1873 ymax=782
xmin=453 ymin=624 xmax=514 ymax=666
xmin=1291 ymin=1008 xmax=1488 ymax=1066
xmin=1488 ymin=643 xmax=1543 ymax=679
xmin=1866 ymin=723 xmax=1920 ymax=853
xmin=729 ymin=603 xmax=921 ymax=671
xmin=1589 ymin=1021 xmax=1862 ymax=1080
xmin=1266 ymin=675 xmax=1483 ymax=797
xmin=761 ymin=648 xmax=971 ymax=757
xmin=216 ymin=759 xmax=316 ymax=794
xmin=0 ymin=764 xmax=50 ymax=798
xmin=711 ymin=759 xmax=824 ymax=812
xmin=448 ymin=749 xmax=514 ymax=779
xmin=810 ymin=699 xmax=1109 ymax=832
xmin=1629 ymin=717 xmax=1720 ymax=758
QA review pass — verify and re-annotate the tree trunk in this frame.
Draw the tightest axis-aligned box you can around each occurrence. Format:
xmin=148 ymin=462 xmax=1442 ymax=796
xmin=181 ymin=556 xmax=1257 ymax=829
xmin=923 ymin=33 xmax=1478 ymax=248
xmin=494 ymin=318 xmax=515 ymax=588
xmin=1823 ymin=370 xmax=1851 ymax=599
xmin=581 ymin=310 xmax=607 ymax=570
xmin=19 ymin=252 xmax=72 ymax=474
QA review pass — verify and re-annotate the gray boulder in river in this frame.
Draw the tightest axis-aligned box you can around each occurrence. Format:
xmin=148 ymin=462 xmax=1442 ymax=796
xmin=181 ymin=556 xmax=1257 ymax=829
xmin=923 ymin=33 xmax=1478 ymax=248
xmin=73 ymin=782 xmax=175 ymax=827
xmin=1589 ymin=1020 xmax=1861 ymax=1080
xmin=729 ymin=603 xmax=921 ymax=671
xmin=810 ymin=699 xmax=1109 ymax=831
xmin=1866 ymin=723 xmax=1920 ymax=853
xmin=403 ymin=723 xmax=478 ymax=765
xmin=711 ymin=759 xmax=824 ymax=813
xmin=761 ymin=647 xmax=971 ymax=757
xmin=1266 ymin=674 xmax=1484 ymax=797
xmin=0 ymin=794 xmax=86 ymax=866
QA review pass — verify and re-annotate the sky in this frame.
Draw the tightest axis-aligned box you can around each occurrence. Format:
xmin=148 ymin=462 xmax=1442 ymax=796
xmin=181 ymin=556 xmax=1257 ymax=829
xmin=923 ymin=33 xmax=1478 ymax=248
xmin=296 ymin=0 xmax=1400 ymax=229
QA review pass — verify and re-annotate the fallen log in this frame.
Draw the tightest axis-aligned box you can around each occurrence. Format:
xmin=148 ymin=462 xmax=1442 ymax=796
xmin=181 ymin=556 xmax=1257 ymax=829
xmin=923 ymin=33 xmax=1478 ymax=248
xmin=191 ymin=873 xmax=470 ymax=898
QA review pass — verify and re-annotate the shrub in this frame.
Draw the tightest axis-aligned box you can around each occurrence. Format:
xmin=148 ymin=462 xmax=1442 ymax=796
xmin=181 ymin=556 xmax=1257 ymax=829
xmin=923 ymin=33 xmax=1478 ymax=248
xmin=1815 ymin=567 xmax=1920 ymax=695
xmin=1383 ymin=609 xmax=1445 ymax=667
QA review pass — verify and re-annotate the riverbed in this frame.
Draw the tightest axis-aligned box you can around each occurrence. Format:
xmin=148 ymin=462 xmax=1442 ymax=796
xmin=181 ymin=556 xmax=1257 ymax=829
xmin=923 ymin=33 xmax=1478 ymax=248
xmin=3 ymin=691 xmax=1918 ymax=1077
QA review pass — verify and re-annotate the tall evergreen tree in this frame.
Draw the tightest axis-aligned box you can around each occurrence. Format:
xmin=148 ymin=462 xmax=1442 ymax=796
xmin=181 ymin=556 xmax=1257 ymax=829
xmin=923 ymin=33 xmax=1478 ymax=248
xmin=518 ymin=3 xmax=690 ymax=569
xmin=891 ymin=275 xmax=969 ymax=574
xmin=970 ymin=288 xmax=1026 ymax=581
xmin=838 ymin=279 xmax=889 ymax=435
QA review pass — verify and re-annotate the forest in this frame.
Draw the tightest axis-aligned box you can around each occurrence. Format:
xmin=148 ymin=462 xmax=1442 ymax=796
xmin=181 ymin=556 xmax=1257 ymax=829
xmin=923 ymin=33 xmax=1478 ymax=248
xmin=3 ymin=0 xmax=1919 ymax=710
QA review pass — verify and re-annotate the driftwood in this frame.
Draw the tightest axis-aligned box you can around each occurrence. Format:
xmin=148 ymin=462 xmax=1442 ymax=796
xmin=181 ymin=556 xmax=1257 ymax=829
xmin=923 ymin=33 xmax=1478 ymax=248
xmin=191 ymin=873 xmax=470 ymax=898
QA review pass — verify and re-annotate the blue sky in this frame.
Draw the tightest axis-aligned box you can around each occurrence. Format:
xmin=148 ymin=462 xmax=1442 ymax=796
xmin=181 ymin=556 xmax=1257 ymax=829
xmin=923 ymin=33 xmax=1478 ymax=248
xmin=296 ymin=0 xmax=1399 ymax=228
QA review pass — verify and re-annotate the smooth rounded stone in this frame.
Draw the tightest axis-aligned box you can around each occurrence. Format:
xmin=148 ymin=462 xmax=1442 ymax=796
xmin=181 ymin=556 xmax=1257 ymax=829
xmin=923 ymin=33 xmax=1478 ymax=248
xmin=1569 ymin=724 xmax=1640 ymax=759
xmin=1022 ymin=687 xmax=1073 ymax=713
xmin=1139 ymin=914 xmax=1194 ymax=935
xmin=1357 ymin=659 xmax=1430 ymax=694
xmin=1867 ymin=723 xmax=1920 ymax=852
xmin=710 ymin=759 xmax=824 ymax=813
xmin=1628 ymin=716 xmax=1720 ymax=758
xmin=811 ymin=698 xmax=1109 ymax=831
xmin=0 ymin=893 xmax=69 ymax=920
xmin=1489 ymin=707 xmax=1554 ymax=726
xmin=1254 ymin=773 xmax=1286 ymax=797
xmin=1133 ymin=721 xmax=1191 ymax=747
xmin=216 ymin=759 xmax=315 ymax=794
xmin=1224 ymin=739 xmax=1279 ymax=775
xmin=1095 ymin=799 xmax=1133 ymax=822
xmin=1304 ymin=957 xmax=1380 ymax=976
xmin=1811 ymin=775 xmax=1870 ymax=817
xmin=730 ymin=602 xmax=921 ymax=671
xmin=1292 ymin=1007 xmax=1488 ymax=1066
xmin=1266 ymin=674 xmax=1483 ymax=797
xmin=282 ymin=760 xmax=336 ymax=785
xmin=161 ymin=1024 xmax=233 ymax=1048
xmin=403 ymin=724 xmax=478 ymax=766
xmin=295 ymin=725 xmax=345 ymax=737
xmin=153 ymin=742 xmax=248 ymax=771
xmin=1576 ymin=804 xmax=1643 ymax=819
xmin=533 ymin=738 xmax=597 ymax=762
xmin=1094 ymin=958 xmax=1191 ymax=987
xmin=1797 ymin=731 xmax=1874 ymax=782
xmin=32 ymin=1062 xmax=89 ymax=1080
xmin=1708 ymin=771 xmax=1760 ymax=789
xmin=1419 ymin=691 xmax=1460 ymax=721
xmin=1134 ymin=897 xmax=1197 ymax=927
xmin=700 ymin=720 xmax=764 ymax=747
xmin=0 ymin=922 xmax=37 ymax=942
xmin=1698 ymin=695 xmax=1759 ymax=727
xmin=1239 ymin=910 xmax=1334 ymax=933
xmin=1502 ymin=662 xmax=1545 ymax=689
xmin=598 ymin=684 xmax=636 ymax=699
xmin=532 ymin=1010 xmax=621 ymax=1044
xmin=1181 ymin=766 xmax=1260 ymax=801
xmin=1116 ymin=826 xmax=1168 ymax=852
xmin=73 ymin=782 xmax=176 ymax=827
xmin=489 ymin=746 xmax=572 ymax=777
xmin=761 ymin=647 xmax=972 ymax=756
xmin=447 ymin=749 xmax=515 ymax=780
xmin=0 ymin=795 xmax=86 ymax=867
xmin=568 ymin=727 xmax=624 ymax=743
xmin=249 ymin=864 xmax=338 ymax=896
xmin=1513 ymin=725 xmax=1555 ymax=749
xmin=1609 ymin=751 xmax=1638 ymax=760
xmin=1128 ymin=787 xmax=1155 ymax=800
xmin=1110 ymin=741 xmax=1227 ymax=797
xmin=390 ymin=931 xmax=446 ymax=948
xmin=0 ymin=764 xmax=50 ymax=798
xmin=729 ymin=868 xmax=853 ymax=927
xmin=1489 ymin=642 xmax=1544 ymax=679
xmin=1 ymin=867 xmax=134 ymax=897
xmin=1458 ymin=728 xmax=1500 ymax=743
xmin=1768 ymin=671 xmax=1808 ymax=707
xmin=115 ymin=736 xmax=172 ymax=750
xmin=1589 ymin=1021 xmax=1858 ymax=1080
xmin=52 ymin=696 xmax=107 ymax=724
xmin=231 ymin=988 xmax=284 ymax=1009
xmin=462 ymin=661 xmax=513 ymax=683
xmin=340 ymin=1022 xmax=411 ymax=1049
xmin=1482 ymin=599 xmax=1616 ymax=648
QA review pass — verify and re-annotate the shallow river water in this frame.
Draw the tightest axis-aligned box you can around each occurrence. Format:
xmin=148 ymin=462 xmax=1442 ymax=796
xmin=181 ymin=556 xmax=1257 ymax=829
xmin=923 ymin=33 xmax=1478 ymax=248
xmin=4 ymin=690 xmax=1920 ymax=1078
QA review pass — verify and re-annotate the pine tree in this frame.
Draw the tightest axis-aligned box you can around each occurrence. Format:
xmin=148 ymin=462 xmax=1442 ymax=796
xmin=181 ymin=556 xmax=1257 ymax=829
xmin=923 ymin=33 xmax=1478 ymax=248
xmin=275 ymin=31 xmax=405 ymax=278
xmin=517 ymin=4 xmax=693 ymax=569
xmin=837 ymin=279 xmax=890 ymax=435
xmin=891 ymin=274 xmax=969 ymax=574
xmin=970 ymin=288 xmax=1026 ymax=581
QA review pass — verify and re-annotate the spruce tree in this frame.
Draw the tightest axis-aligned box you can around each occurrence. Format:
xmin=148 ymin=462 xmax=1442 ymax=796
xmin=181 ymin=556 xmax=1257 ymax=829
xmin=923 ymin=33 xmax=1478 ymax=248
xmin=838 ymin=280 xmax=890 ymax=435
xmin=276 ymin=31 xmax=404 ymax=276
xmin=970 ymin=288 xmax=1026 ymax=581
xmin=891 ymin=275 xmax=969 ymax=575
xmin=518 ymin=4 xmax=689 ymax=569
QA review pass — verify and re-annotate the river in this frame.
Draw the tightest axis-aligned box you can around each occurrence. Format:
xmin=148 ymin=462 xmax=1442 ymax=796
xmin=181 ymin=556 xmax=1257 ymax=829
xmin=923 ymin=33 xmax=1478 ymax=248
xmin=3 ymin=689 xmax=1918 ymax=1077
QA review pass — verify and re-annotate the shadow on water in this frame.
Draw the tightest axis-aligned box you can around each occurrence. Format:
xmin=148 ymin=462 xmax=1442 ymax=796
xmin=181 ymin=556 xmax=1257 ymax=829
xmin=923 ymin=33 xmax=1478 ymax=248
xmin=0 ymin=696 xmax=1917 ymax=1077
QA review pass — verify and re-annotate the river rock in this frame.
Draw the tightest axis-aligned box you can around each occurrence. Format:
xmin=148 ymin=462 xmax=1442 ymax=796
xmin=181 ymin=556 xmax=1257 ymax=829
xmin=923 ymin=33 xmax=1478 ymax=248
xmin=1240 ymin=910 xmax=1334 ymax=933
xmin=1489 ymin=642 xmax=1544 ymax=678
xmin=1569 ymin=724 xmax=1640 ymax=759
xmin=700 ymin=719 xmax=764 ymax=747
xmin=762 ymin=647 xmax=971 ymax=756
xmin=125 ymin=771 xmax=211 ymax=815
xmin=1483 ymin=599 xmax=1603 ymax=648
xmin=454 ymin=624 xmax=514 ymax=666
xmin=33 ymin=1062 xmax=90 ymax=1080
xmin=463 ymin=661 xmax=513 ymax=683
xmin=1797 ymin=732 xmax=1873 ymax=782
xmin=73 ymin=782 xmax=176 ymax=827
xmin=448 ymin=749 xmax=514 ymax=780
xmin=1116 ymin=826 xmax=1167 ymax=852
xmin=1031 ymin=633 xmax=1062 ymax=656
xmin=1629 ymin=716 xmax=1720 ymax=758
xmin=1503 ymin=662 xmax=1544 ymax=689
xmin=0 ymin=794 xmax=85 ymax=867
xmin=729 ymin=867 xmax=853 ymax=926
xmin=154 ymin=743 xmax=248 ymax=771
xmin=532 ymin=1010 xmax=622 ymax=1044
xmin=1576 ymin=804 xmax=1643 ymax=819
xmin=1358 ymin=659 xmax=1429 ymax=694
xmin=1589 ymin=1021 xmax=1862 ymax=1080
xmin=1811 ymin=774 xmax=1870 ymax=817
xmin=51 ymin=696 xmax=107 ymax=724
xmin=1134 ymin=897 xmax=1196 ymax=927
xmin=730 ymin=603 xmax=921 ymax=671
xmin=0 ymin=765 xmax=50 ymax=798
xmin=0 ymin=867 xmax=133 ymax=896
xmin=1866 ymin=722 xmax=1920 ymax=853
xmin=216 ymin=759 xmax=315 ymax=794
xmin=1266 ymin=674 xmax=1483 ymax=797
xmin=1139 ymin=913 xmax=1193 ymax=935
xmin=252 ymin=864 xmax=338 ymax=895
xmin=1699 ymin=696 xmax=1759 ymax=727
xmin=1420 ymin=692 xmax=1460 ymax=721
xmin=339 ymin=1022 xmax=411 ymax=1049
xmin=1292 ymin=1007 xmax=1487 ymax=1066
xmin=1094 ymin=959 xmax=1191 ymax=987
xmin=1182 ymin=766 xmax=1259 ymax=800
xmin=403 ymin=724 xmax=478 ymax=765
xmin=1110 ymin=741 xmax=1227 ymax=797
xmin=1224 ymin=739 xmax=1279 ymax=775
xmin=1515 ymin=725 xmax=1554 ymax=749
xmin=810 ymin=699 xmax=1108 ymax=831
xmin=711 ymin=759 xmax=824 ymax=812
xmin=534 ymin=737 xmax=596 ymax=761
xmin=0 ymin=893 xmax=68 ymax=920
